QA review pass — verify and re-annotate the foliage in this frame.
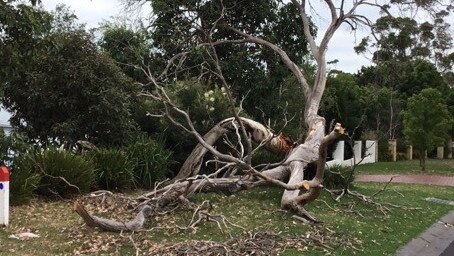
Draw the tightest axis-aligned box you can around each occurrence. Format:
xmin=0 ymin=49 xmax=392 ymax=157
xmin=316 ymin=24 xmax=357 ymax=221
xmin=89 ymin=148 xmax=136 ymax=191
xmin=149 ymin=80 xmax=235 ymax=167
xmin=320 ymin=72 xmax=402 ymax=139
xmin=321 ymin=73 xmax=368 ymax=136
xmin=402 ymin=88 xmax=453 ymax=169
xmin=356 ymin=60 xmax=448 ymax=99
xmin=253 ymin=74 xmax=308 ymax=140
xmin=126 ymin=134 xmax=174 ymax=188
xmin=9 ymin=155 xmax=41 ymax=205
xmin=29 ymin=148 xmax=96 ymax=198
xmin=446 ymin=88 xmax=454 ymax=137
xmin=98 ymin=25 xmax=155 ymax=84
xmin=0 ymin=130 xmax=10 ymax=165
xmin=251 ymin=149 xmax=283 ymax=167
xmin=143 ymin=0 xmax=315 ymax=131
xmin=323 ymin=164 xmax=355 ymax=189
xmin=377 ymin=137 xmax=392 ymax=162
xmin=1 ymin=4 xmax=139 ymax=147
xmin=0 ymin=131 xmax=39 ymax=205
xmin=355 ymin=13 xmax=453 ymax=73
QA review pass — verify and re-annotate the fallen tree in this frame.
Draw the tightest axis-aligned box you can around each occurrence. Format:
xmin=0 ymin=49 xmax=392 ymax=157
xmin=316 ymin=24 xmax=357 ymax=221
xmin=76 ymin=0 xmax=449 ymax=232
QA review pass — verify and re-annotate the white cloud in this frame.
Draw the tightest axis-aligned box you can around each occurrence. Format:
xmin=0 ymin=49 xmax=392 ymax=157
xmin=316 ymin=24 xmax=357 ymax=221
xmin=41 ymin=0 xmax=121 ymax=28
xmin=40 ymin=0 xmax=375 ymax=73
xmin=40 ymin=0 xmax=453 ymax=73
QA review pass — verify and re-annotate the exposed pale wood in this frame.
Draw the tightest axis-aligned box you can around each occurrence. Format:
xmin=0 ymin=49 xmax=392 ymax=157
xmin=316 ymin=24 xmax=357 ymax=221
xmin=74 ymin=202 xmax=153 ymax=232
xmin=174 ymin=117 xmax=294 ymax=181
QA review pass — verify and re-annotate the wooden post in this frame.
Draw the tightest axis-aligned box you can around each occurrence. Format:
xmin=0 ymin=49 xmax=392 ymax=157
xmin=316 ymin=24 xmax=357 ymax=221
xmin=406 ymin=145 xmax=413 ymax=160
xmin=437 ymin=146 xmax=444 ymax=159
xmin=446 ymin=138 xmax=452 ymax=159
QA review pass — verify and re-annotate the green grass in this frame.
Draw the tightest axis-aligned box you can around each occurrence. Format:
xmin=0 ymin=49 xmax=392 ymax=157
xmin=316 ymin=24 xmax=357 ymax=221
xmin=1 ymin=182 xmax=453 ymax=255
xmin=356 ymin=158 xmax=454 ymax=176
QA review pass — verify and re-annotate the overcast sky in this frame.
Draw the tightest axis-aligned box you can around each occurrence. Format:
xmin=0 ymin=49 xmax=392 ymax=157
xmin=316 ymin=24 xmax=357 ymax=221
xmin=40 ymin=0 xmax=378 ymax=73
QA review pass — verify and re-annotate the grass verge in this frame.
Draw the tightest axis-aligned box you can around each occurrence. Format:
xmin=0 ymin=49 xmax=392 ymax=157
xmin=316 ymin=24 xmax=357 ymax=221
xmin=0 ymin=183 xmax=453 ymax=255
xmin=356 ymin=159 xmax=454 ymax=176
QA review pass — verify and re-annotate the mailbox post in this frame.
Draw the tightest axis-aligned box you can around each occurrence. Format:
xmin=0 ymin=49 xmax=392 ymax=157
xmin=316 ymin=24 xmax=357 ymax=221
xmin=0 ymin=166 xmax=9 ymax=226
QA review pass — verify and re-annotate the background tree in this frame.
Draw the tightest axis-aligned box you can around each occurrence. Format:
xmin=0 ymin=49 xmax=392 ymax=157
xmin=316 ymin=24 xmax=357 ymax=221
xmin=355 ymin=12 xmax=453 ymax=71
xmin=402 ymin=88 xmax=453 ymax=170
xmin=0 ymin=4 xmax=139 ymax=146
xmin=356 ymin=59 xmax=448 ymax=99
xmin=145 ymin=0 xmax=315 ymax=127
xmin=98 ymin=25 xmax=156 ymax=84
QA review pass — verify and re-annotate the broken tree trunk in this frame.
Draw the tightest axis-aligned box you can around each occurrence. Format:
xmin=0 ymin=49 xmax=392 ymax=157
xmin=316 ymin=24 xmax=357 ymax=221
xmin=173 ymin=117 xmax=295 ymax=182
xmin=74 ymin=202 xmax=153 ymax=232
xmin=75 ymin=117 xmax=343 ymax=231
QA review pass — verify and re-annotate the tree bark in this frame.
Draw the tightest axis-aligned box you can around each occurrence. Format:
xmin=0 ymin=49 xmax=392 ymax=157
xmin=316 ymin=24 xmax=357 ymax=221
xmin=174 ymin=117 xmax=294 ymax=182
xmin=74 ymin=203 xmax=153 ymax=232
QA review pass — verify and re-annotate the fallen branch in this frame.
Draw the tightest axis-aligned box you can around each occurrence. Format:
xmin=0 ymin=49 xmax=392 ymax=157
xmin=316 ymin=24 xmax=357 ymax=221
xmin=74 ymin=202 xmax=153 ymax=232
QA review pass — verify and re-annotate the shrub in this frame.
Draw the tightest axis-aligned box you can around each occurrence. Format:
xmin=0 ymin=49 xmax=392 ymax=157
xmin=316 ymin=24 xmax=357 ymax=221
xmin=251 ymin=149 xmax=283 ymax=167
xmin=127 ymin=135 xmax=173 ymax=188
xmin=4 ymin=132 xmax=40 ymax=204
xmin=323 ymin=164 xmax=355 ymax=189
xmin=377 ymin=138 xmax=391 ymax=161
xmin=30 ymin=148 xmax=95 ymax=198
xmin=89 ymin=148 xmax=135 ymax=191
xmin=9 ymin=160 xmax=41 ymax=205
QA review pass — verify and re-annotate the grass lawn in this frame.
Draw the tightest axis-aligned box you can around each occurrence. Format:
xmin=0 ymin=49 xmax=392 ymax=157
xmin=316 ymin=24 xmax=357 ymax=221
xmin=1 ymin=182 xmax=453 ymax=255
xmin=356 ymin=158 xmax=454 ymax=176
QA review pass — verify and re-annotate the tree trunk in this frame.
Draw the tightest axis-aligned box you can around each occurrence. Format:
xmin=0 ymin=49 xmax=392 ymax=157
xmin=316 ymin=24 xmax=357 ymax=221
xmin=173 ymin=117 xmax=295 ymax=182
xmin=76 ymin=118 xmax=344 ymax=229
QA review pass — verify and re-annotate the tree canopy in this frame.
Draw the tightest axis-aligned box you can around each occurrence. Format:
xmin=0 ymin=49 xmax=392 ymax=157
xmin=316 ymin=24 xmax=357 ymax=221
xmin=402 ymin=88 xmax=453 ymax=170
xmin=0 ymin=3 xmax=139 ymax=146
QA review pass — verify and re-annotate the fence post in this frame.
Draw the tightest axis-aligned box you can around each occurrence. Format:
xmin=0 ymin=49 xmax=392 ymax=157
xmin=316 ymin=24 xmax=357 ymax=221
xmin=332 ymin=141 xmax=345 ymax=162
xmin=353 ymin=141 xmax=362 ymax=164
xmin=0 ymin=166 xmax=9 ymax=226
xmin=365 ymin=140 xmax=377 ymax=163
xmin=437 ymin=146 xmax=444 ymax=159
xmin=406 ymin=145 xmax=413 ymax=160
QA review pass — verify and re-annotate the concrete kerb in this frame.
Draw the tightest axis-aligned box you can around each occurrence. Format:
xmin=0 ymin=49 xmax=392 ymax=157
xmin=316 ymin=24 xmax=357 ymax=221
xmin=395 ymin=210 xmax=454 ymax=256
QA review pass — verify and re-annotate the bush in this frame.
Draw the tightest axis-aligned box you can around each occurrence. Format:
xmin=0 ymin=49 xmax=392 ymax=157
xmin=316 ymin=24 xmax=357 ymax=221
xmin=30 ymin=148 xmax=95 ymax=198
xmin=3 ymin=132 xmax=40 ymax=204
xmin=251 ymin=149 xmax=283 ymax=167
xmin=127 ymin=135 xmax=173 ymax=188
xmin=377 ymin=138 xmax=391 ymax=161
xmin=9 ymin=160 xmax=41 ymax=205
xmin=89 ymin=148 xmax=135 ymax=191
xmin=323 ymin=164 xmax=355 ymax=189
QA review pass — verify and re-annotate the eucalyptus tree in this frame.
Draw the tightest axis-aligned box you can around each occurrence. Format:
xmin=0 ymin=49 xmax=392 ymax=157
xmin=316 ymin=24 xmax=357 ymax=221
xmin=354 ymin=5 xmax=454 ymax=87
xmin=77 ymin=0 xmax=454 ymax=230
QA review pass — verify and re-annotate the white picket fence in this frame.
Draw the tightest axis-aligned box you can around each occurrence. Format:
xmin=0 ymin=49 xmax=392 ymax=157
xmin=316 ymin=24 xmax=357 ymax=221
xmin=326 ymin=140 xmax=377 ymax=168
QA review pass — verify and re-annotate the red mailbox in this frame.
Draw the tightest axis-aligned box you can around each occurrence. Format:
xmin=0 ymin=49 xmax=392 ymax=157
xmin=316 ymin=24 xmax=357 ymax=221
xmin=0 ymin=166 xmax=9 ymax=182
xmin=0 ymin=166 xmax=9 ymax=226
